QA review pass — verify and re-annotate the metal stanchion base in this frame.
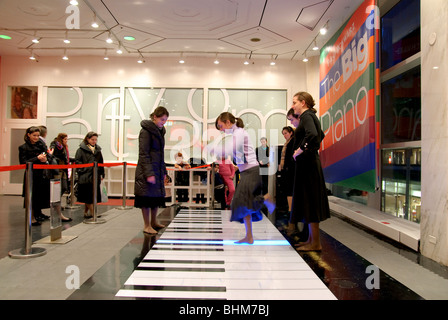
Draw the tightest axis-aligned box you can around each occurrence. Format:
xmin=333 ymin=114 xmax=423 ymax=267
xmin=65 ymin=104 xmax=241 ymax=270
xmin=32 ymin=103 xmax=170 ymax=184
xmin=35 ymin=235 xmax=78 ymax=244
xmin=64 ymin=205 xmax=80 ymax=210
xmin=83 ymin=218 xmax=106 ymax=224
xmin=117 ymin=206 xmax=133 ymax=210
xmin=9 ymin=247 xmax=46 ymax=259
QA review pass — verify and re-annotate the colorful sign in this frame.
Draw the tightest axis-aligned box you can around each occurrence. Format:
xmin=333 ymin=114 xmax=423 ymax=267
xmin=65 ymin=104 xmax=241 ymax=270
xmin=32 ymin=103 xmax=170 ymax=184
xmin=319 ymin=0 xmax=379 ymax=192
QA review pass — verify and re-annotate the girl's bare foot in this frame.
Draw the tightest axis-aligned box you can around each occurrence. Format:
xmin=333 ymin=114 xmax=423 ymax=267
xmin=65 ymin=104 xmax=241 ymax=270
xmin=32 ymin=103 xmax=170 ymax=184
xmin=152 ymin=222 xmax=165 ymax=229
xmin=235 ymin=237 xmax=254 ymax=244
xmin=143 ymin=227 xmax=158 ymax=234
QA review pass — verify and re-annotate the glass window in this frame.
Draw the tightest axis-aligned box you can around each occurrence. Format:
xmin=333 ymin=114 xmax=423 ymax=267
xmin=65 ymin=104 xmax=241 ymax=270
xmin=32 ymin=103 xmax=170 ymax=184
xmin=381 ymin=148 xmax=421 ymax=223
xmin=381 ymin=0 xmax=420 ymax=71
xmin=381 ymin=65 xmax=421 ymax=144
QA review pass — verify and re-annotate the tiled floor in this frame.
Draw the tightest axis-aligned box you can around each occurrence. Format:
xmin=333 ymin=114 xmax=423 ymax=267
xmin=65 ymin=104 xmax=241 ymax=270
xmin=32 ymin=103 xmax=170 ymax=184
xmin=1 ymin=195 xmax=448 ymax=301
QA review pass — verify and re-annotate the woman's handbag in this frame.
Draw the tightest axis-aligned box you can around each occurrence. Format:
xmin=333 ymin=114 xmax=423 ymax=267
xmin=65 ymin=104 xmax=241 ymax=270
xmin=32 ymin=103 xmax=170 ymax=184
xmin=100 ymin=180 xmax=108 ymax=203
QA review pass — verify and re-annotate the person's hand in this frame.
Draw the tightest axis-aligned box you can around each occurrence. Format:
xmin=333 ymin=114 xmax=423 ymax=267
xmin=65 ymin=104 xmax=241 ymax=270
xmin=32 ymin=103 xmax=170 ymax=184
xmin=37 ymin=153 xmax=47 ymax=162
xmin=47 ymin=148 xmax=54 ymax=155
xmin=147 ymin=176 xmax=156 ymax=184
xmin=293 ymin=148 xmax=302 ymax=160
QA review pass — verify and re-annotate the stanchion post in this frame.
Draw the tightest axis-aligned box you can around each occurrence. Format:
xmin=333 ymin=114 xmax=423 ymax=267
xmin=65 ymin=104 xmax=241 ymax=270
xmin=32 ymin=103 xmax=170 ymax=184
xmin=118 ymin=161 xmax=132 ymax=210
xmin=9 ymin=162 xmax=46 ymax=259
xmin=84 ymin=162 xmax=105 ymax=224
xmin=65 ymin=165 xmax=79 ymax=210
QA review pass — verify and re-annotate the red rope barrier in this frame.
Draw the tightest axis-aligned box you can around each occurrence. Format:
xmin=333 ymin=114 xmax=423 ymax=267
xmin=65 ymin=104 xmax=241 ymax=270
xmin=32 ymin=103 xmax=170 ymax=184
xmin=34 ymin=163 xmax=93 ymax=169
xmin=0 ymin=164 xmax=26 ymax=172
xmin=0 ymin=162 xmax=210 ymax=172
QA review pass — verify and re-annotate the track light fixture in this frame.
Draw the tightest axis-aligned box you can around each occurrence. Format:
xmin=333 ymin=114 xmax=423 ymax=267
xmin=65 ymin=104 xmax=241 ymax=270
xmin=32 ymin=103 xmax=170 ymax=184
xmin=64 ymin=31 xmax=70 ymax=44
xmin=62 ymin=49 xmax=69 ymax=61
xmin=29 ymin=50 xmax=37 ymax=61
xmin=137 ymin=53 xmax=145 ymax=63
xmin=116 ymin=43 xmax=123 ymax=54
xmin=214 ymin=53 xmax=219 ymax=64
xmin=320 ymin=21 xmax=329 ymax=35
xmin=302 ymin=53 xmax=308 ymax=62
xmin=179 ymin=52 xmax=185 ymax=64
xmin=243 ymin=54 xmax=250 ymax=65
xmin=106 ymin=32 xmax=113 ymax=44
xmin=91 ymin=13 xmax=99 ymax=28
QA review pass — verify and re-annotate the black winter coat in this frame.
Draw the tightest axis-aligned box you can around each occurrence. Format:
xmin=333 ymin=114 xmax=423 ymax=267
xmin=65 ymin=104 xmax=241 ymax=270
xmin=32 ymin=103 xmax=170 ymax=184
xmin=134 ymin=120 xmax=167 ymax=198
xmin=18 ymin=140 xmax=51 ymax=210
xmin=75 ymin=142 xmax=105 ymax=185
xmin=291 ymin=109 xmax=330 ymax=224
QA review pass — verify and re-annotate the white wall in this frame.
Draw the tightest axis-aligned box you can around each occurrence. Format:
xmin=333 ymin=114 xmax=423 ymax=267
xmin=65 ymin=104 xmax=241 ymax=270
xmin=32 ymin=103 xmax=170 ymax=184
xmin=420 ymin=0 xmax=448 ymax=266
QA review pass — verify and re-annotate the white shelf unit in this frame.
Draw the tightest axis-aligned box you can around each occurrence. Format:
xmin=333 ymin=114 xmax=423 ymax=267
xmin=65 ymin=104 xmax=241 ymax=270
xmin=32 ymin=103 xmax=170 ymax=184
xmin=165 ymin=168 xmax=211 ymax=208
xmin=101 ymin=164 xmax=212 ymax=208
xmin=102 ymin=162 xmax=136 ymax=197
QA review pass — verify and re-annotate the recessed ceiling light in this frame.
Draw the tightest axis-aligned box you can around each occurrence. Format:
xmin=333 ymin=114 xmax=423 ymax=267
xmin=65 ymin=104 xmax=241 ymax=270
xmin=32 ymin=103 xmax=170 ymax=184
xmin=124 ymin=36 xmax=135 ymax=41
xmin=0 ymin=35 xmax=12 ymax=40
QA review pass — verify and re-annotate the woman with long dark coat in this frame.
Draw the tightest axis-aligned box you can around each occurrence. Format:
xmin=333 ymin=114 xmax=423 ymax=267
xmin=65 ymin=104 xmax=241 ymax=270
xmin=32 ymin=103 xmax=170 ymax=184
xmin=134 ymin=106 xmax=169 ymax=234
xmin=291 ymin=92 xmax=330 ymax=251
xmin=75 ymin=132 xmax=105 ymax=219
xmin=19 ymin=126 xmax=52 ymax=225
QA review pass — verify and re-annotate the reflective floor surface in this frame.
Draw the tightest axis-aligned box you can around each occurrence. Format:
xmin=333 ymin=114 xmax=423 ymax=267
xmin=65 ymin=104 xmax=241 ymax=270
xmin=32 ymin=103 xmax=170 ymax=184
xmin=2 ymin=195 xmax=448 ymax=301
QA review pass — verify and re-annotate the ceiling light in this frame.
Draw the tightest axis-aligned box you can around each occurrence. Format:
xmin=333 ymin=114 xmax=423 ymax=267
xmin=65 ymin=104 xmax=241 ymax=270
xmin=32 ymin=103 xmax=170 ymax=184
xmin=0 ymin=35 xmax=12 ymax=39
xmin=178 ymin=52 xmax=185 ymax=64
xmin=106 ymin=33 xmax=113 ymax=44
xmin=32 ymin=32 xmax=40 ymax=43
xmin=62 ymin=49 xmax=69 ymax=61
xmin=70 ymin=0 xmax=79 ymax=5
xmin=302 ymin=53 xmax=308 ymax=62
xmin=243 ymin=54 xmax=250 ymax=65
xmin=116 ymin=42 xmax=123 ymax=54
xmin=214 ymin=53 xmax=219 ymax=64
xmin=312 ymin=41 xmax=319 ymax=51
xmin=270 ymin=55 xmax=276 ymax=66
xmin=104 ymin=49 xmax=109 ymax=60
xmin=64 ymin=31 xmax=70 ymax=44
xmin=320 ymin=21 xmax=329 ymax=35
xmin=137 ymin=53 xmax=145 ymax=63
xmin=124 ymin=36 xmax=135 ymax=41
xmin=29 ymin=50 xmax=36 ymax=61
xmin=91 ymin=14 xmax=99 ymax=28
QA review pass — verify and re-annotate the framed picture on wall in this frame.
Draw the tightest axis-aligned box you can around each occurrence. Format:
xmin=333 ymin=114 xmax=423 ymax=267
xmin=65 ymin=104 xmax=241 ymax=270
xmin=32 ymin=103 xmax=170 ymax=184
xmin=9 ymin=86 xmax=38 ymax=119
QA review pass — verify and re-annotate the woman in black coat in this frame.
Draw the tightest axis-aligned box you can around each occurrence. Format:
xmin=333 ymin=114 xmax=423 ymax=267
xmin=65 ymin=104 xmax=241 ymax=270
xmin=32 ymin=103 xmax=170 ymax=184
xmin=134 ymin=106 xmax=169 ymax=234
xmin=291 ymin=92 xmax=330 ymax=252
xmin=18 ymin=126 xmax=52 ymax=225
xmin=75 ymin=132 xmax=105 ymax=219
xmin=50 ymin=133 xmax=74 ymax=195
